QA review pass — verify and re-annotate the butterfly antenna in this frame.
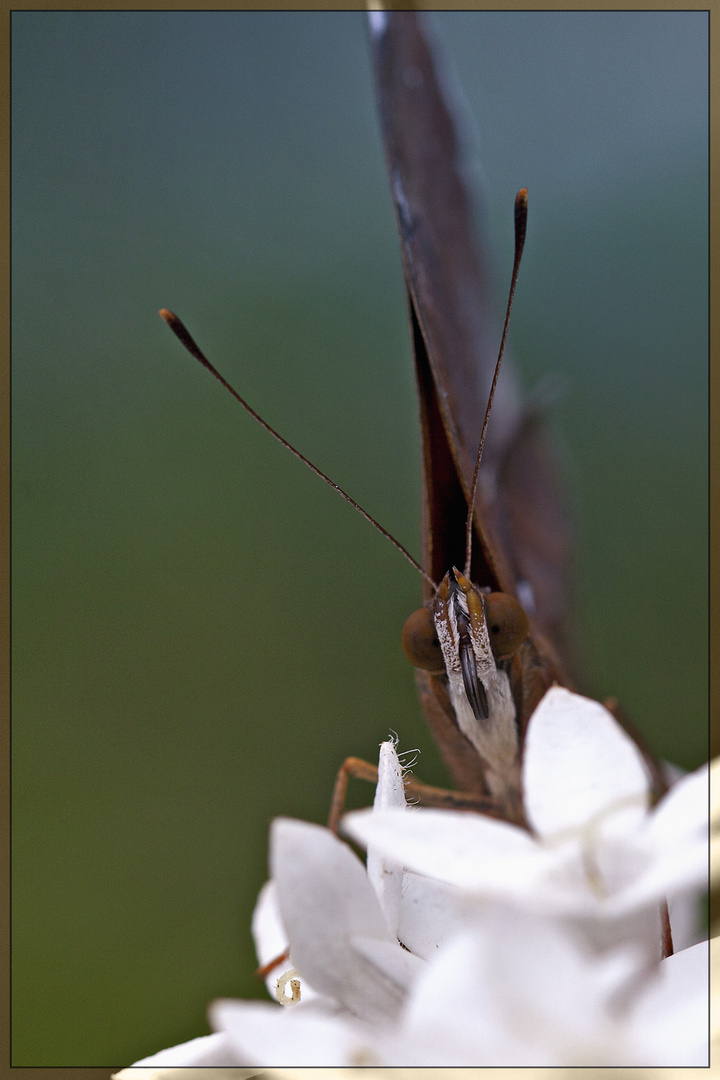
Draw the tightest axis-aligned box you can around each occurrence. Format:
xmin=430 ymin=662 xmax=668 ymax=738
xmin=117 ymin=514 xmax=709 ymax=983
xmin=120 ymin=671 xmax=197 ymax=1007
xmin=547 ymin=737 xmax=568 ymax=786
xmin=159 ymin=308 xmax=437 ymax=590
xmin=464 ymin=189 xmax=528 ymax=579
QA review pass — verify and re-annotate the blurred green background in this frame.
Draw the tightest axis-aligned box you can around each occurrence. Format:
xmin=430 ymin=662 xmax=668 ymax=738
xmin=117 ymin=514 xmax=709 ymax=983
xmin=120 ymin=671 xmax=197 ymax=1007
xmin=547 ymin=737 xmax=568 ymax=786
xmin=12 ymin=11 xmax=707 ymax=1067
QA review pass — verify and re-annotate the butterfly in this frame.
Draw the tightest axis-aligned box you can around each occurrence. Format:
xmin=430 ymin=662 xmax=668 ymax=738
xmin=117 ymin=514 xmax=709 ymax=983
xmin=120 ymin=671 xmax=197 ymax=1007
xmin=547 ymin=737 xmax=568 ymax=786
xmin=353 ymin=11 xmax=564 ymax=823
xmin=161 ymin=10 xmax=666 ymax=836
xmin=360 ymin=10 xmax=667 ymax=826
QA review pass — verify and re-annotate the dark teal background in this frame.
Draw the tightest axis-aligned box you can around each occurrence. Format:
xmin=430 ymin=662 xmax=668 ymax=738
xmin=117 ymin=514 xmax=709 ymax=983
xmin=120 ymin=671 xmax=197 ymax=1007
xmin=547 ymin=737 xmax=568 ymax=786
xmin=13 ymin=11 xmax=707 ymax=1066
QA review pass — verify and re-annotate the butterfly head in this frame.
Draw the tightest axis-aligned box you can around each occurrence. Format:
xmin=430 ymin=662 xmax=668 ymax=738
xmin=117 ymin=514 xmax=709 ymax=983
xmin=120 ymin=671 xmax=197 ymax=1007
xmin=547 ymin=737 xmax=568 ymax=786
xmin=402 ymin=571 xmax=528 ymax=797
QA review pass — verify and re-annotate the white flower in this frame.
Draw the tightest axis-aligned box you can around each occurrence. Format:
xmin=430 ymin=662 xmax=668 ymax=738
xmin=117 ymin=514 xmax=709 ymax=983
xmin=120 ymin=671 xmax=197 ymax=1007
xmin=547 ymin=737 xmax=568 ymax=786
xmin=126 ymin=689 xmax=709 ymax=1067
xmin=346 ymin=687 xmax=708 ymax=962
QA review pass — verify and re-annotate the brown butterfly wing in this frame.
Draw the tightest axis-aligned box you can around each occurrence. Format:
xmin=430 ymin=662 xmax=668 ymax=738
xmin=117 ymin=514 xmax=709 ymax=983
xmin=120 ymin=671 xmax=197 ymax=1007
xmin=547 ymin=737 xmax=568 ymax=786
xmin=369 ymin=12 xmax=573 ymax=690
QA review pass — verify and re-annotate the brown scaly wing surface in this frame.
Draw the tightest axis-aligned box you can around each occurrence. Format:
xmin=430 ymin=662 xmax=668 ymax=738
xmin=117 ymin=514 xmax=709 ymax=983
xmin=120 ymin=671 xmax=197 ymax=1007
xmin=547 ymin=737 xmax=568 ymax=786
xmin=368 ymin=12 xmax=574 ymax=786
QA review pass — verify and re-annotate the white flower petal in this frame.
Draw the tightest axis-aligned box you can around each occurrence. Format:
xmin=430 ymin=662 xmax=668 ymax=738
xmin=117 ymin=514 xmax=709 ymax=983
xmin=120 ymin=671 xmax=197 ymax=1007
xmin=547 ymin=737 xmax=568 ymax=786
xmin=524 ymin=687 xmax=650 ymax=836
xmin=251 ymin=881 xmax=289 ymax=997
xmin=270 ymin=818 xmax=403 ymax=1022
xmin=373 ymin=739 xmax=407 ymax=811
xmin=600 ymin=768 xmax=708 ymax=916
xmin=346 ymin=806 xmax=608 ymax=918
xmin=344 ymin=807 xmax=540 ymax=892
xmin=211 ymin=998 xmax=376 ymax=1067
xmin=251 ymin=880 xmax=322 ymax=1004
xmin=629 ymin=940 xmax=710 ymax=1066
xmin=350 ymin=935 xmax=426 ymax=988
xmin=397 ymin=872 xmax=486 ymax=959
xmin=396 ymin=908 xmax=645 ymax=1066
xmin=128 ymin=1031 xmax=239 ymax=1067
xmin=600 ymin=834 xmax=708 ymax=917
xmin=367 ymin=740 xmax=407 ymax=936
xmin=393 ymin=933 xmax=510 ymax=1065
xmin=646 ymin=762 xmax=709 ymax=846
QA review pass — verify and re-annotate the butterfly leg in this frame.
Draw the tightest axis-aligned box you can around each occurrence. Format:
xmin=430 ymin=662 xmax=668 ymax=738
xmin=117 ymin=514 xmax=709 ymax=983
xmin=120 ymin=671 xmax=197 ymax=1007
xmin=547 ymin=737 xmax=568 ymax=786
xmin=328 ymin=754 xmax=502 ymax=834
xmin=328 ymin=756 xmax=379 ymax=834
xmin=255 ymin=948 xmax=290 ymax=982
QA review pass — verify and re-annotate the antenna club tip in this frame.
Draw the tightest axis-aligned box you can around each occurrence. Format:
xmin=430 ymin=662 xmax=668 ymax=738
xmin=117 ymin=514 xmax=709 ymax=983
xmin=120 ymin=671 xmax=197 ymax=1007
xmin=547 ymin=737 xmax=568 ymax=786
xmin=514 ymin=190 xmax=528 ymax=246
xmin=159 ymin=308 xmax=189 ymax=339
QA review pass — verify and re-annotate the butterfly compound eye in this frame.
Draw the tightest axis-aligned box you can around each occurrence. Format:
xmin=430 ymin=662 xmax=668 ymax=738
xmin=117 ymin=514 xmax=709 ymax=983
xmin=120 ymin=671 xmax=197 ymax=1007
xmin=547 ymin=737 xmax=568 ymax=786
xmin=484 ymin=593 xmax=529 ymax=660
xmin=402 ymin=607 xmax=445 ymax=673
